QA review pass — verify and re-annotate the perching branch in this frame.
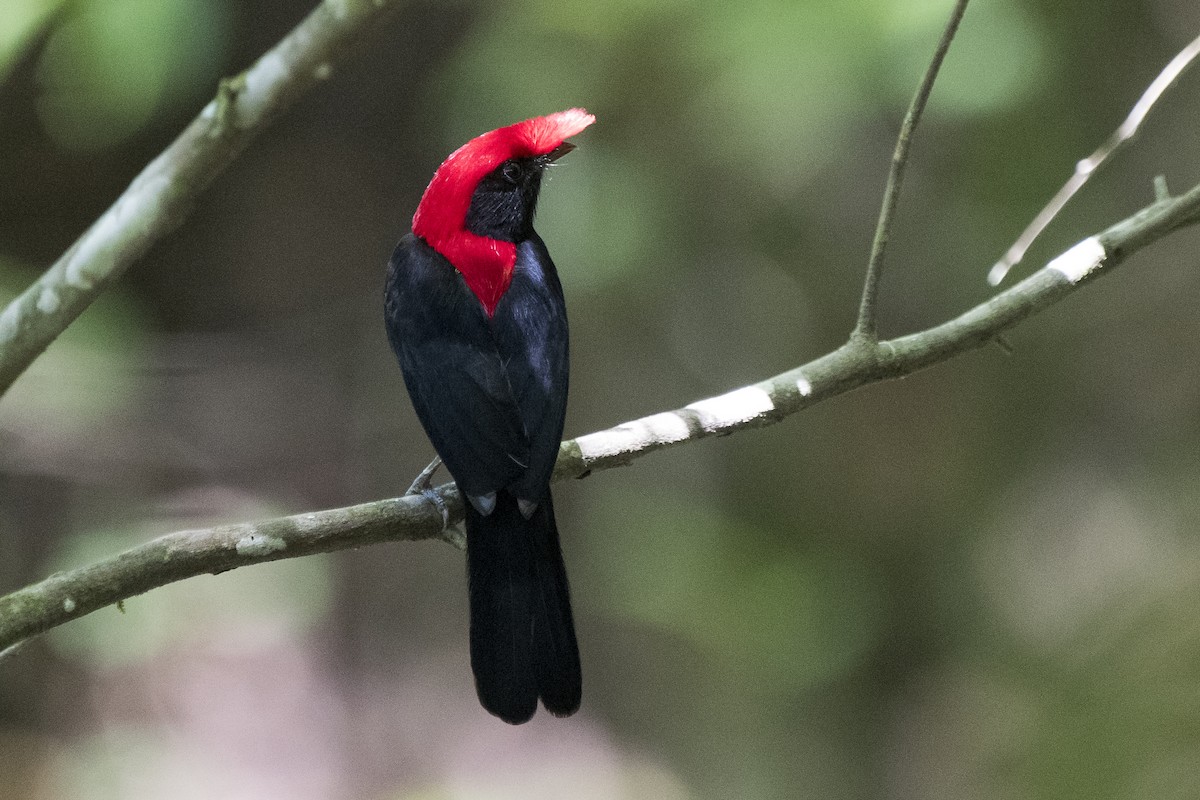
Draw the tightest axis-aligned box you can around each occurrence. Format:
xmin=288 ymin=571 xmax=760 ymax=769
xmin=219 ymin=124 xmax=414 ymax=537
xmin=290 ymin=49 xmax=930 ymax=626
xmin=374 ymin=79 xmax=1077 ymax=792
xmin=854 ymin=0 xmax=969 ymax=342
xmin=4 ymin=0 xmax=1200 ymax=662
xmin=0 ymin=0 xmax=401 ymax=399
xmin=3 ymin=179 xmax=1200 ymax=654
xmin=988 ymin=32 xmax=1200 ymax=286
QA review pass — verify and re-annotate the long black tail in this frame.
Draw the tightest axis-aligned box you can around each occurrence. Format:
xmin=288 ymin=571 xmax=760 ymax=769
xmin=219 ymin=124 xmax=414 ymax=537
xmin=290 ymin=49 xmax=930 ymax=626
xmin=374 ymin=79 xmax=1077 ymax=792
xmin=465 ymin=489 xmax=581 ymax=724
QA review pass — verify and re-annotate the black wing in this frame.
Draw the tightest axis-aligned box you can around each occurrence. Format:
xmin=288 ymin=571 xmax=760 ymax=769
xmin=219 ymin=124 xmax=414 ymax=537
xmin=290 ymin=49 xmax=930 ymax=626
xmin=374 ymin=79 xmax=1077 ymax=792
xmin=384 ymin=233 xmax=569 ymax=501
xmin=385 ymin=234 xmax=527 ymax=498
xmin=491 ymin=233 xmax=569 ymax=502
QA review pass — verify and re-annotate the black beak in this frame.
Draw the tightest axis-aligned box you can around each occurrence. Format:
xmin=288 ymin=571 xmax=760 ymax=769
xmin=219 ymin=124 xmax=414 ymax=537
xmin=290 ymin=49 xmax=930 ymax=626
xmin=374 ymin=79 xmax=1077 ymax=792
xmin=545 ymin=141 xmax=576 ymax=162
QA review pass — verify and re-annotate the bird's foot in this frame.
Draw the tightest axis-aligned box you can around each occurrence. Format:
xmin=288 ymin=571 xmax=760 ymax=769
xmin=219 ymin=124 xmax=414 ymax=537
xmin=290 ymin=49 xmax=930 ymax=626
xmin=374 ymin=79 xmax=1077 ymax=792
xmin=405 ymin=455 xmax=443 ymax=496
xmin=406 ymin=456 xmax=450 ymax=529
xmin=421 ymin=488 xmax=450 ymax=529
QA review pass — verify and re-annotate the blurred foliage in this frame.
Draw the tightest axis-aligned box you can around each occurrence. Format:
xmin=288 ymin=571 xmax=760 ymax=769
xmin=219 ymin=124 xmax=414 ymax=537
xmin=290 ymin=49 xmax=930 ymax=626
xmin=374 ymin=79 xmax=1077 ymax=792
xmin=0 ymin=0 xmax=61 ymax=81
xmin=591 ymin=492 xmax=884 ymax=696
xmin=18 ymin=0 xmax=234 ymax=150
xmin=0 ymin=257 xmax=148 ymax=457
xmin=883 ymin=0 xmax=1048 ymax=117
xmin=2 ymin=0 xmax=1200 ymax=798
xmin=0 ymin=0 xmax=229 ymax=151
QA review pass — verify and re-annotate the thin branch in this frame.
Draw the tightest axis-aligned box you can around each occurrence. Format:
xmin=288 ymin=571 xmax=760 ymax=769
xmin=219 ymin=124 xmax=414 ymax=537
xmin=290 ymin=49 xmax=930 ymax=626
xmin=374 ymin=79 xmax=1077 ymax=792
xmin=854 ymin=0 xmax=970 ymax=343
xmin=4 ymin=178 xmax=1200 ymax=654
xmin=988 ymin=32 xmax=1200 ymax=286
xmin=0 ymin=0 xmax=402 ymax=398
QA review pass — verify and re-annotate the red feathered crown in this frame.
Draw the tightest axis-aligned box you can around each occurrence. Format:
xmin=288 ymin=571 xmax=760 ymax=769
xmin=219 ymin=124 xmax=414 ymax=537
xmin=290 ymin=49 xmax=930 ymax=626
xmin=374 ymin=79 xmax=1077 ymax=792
xmin=411 ymin=109 xmax=595 ymax=315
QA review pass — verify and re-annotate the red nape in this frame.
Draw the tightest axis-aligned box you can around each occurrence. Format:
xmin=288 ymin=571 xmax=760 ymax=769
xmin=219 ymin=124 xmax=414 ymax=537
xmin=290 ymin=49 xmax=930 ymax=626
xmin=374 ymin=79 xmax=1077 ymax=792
xmin=412 ymin=109 xmax=595 ymax=316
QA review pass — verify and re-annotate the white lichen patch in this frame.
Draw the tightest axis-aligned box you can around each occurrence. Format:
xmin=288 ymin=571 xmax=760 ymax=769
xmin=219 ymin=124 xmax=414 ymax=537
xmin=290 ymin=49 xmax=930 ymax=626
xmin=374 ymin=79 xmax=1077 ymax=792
xmin=63 ymin=597 xmax=76 ymax=613
xmin=1044 ymin=236 xmax=1105 ymax=284
xmin=796 ymin=374 xmax=813 ymax=397
xmin=0 ymin=301 xmax=21 ymax=344
xmin=576 ymin=412 xmax=691 ymax=462
xmin=37 ymin=287 xmax=61 ymax=314
xmin=240 ymin=51 xmax=288 ymax=124
xmin=293 ymin=513 xmax=321 ymax=533
xmin=65 ymin=221 xmax=113 ymax=289
xmin=64 ymin=169 xmax=170 ymax=290
xmin=236 ymin=533 xmax=287 ymax=557
xmin=686 ymin=386 xmax=774 ymax=429
xmin=313 ymin=63 xmax=332 ymax=80
xmin=633 ymin=412 xmax=692 ymax=442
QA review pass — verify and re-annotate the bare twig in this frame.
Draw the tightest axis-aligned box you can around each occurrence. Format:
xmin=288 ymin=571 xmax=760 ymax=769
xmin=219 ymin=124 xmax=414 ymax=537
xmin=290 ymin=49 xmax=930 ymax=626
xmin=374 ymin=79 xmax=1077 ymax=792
xmin=854 ymin=0 xmax=970 ymax=343
xmin=988 ymin=32 xmax=1200 ymax=286
xmin=0 ymin=0 xmax=402 ymax=399
xmin=3 ymin=179 xmax=1200 ymax=653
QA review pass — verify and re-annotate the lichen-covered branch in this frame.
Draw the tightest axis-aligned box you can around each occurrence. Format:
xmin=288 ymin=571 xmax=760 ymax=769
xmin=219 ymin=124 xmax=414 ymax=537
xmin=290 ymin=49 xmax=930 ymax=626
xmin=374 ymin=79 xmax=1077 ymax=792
xmin=0 ymin=0 xmax=401 ymax=398
xmin=3 ymin=179 xmax=1199 ymax=654
xmin=0 ymin=487 xmax=459 ymax=654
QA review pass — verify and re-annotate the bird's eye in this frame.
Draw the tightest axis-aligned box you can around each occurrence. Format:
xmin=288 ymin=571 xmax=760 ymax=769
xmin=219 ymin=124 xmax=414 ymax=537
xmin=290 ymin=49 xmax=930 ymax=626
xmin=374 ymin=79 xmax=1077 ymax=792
xmin=501 ymin=162 xmax=521 ymax=184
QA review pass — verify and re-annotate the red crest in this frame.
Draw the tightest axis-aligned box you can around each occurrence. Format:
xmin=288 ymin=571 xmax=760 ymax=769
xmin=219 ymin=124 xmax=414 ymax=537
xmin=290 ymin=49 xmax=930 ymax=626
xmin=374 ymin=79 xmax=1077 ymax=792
xmin=412 ymin=109 xmax=595 ymax=314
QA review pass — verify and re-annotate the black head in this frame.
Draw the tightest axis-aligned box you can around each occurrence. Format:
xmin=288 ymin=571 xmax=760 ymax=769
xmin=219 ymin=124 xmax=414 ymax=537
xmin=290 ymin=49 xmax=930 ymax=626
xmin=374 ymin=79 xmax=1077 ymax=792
xmin=465 ymin=145 xmax=571 ymax=242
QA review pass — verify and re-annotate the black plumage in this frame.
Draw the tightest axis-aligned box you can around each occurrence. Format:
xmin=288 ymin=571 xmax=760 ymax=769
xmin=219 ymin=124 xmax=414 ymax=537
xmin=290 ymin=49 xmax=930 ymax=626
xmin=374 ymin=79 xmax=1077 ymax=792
xmin=384 ymin=155 xmax=580 ymax=724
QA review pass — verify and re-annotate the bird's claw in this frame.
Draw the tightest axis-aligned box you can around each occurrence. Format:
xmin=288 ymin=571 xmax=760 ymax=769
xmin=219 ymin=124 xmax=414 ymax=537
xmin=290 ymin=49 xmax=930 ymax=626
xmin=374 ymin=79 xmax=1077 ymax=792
xmin=405 ymin=455 xmax=443 ymax=496
xmin=405 ymin=456 xmax=450 ymax=530
xmin=421 ymin=487 xmax=451 ymax=530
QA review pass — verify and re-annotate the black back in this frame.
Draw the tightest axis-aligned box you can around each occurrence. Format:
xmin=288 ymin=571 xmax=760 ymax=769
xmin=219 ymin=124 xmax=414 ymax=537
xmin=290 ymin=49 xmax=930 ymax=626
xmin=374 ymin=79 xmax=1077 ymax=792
xmin=383 ymin=232 xmax=568 ymax=502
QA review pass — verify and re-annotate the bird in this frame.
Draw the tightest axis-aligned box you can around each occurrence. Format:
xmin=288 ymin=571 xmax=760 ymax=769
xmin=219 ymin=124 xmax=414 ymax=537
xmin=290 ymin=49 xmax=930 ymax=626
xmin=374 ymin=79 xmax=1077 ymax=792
xmin=384 ymin=109 xmax=594 ymax=724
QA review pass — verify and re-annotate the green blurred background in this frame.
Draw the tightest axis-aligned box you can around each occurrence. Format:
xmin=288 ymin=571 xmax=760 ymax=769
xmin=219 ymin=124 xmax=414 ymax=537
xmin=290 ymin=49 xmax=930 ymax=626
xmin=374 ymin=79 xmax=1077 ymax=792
xmin=2 ymin=0 xmax=1200 ymax=797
